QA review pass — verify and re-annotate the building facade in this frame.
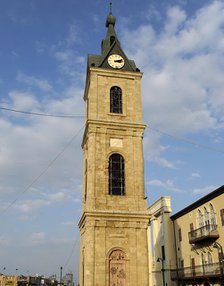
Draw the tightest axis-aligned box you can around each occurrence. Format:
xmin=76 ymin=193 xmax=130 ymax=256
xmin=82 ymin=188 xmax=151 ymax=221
xmin=0 ymin=276 xmax=58 ymax=286
xmin=171 ymin=185 xmax=224 ymax=286
xmin=0 ymin=276 xmax=17 ymax=286
xmin=62 ymin=273 xmax=73 ymax=286
xmin=149 ymin=186 xmax=224 ymax=286
xmin=78 ymin=10 xmax=149 ymax=286
xmin=148 ymin=196 xmax=176 ymax=286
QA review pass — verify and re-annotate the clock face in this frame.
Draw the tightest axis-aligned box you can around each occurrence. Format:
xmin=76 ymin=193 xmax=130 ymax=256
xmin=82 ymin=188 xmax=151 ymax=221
xmin=108 ymin=54 xmax=125 ymax=69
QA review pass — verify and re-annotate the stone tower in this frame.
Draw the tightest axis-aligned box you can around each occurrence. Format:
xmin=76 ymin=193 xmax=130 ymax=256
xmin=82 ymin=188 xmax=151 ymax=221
xmin=78 ymin=9 xmax=149 ymax=286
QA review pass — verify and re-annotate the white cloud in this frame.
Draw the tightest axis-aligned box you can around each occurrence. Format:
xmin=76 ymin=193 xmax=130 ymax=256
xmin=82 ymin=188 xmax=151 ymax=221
xmin=66 ymin=22 xmax=81 ymax=46
xmin=165 ymin=6 xmax=186 ymax=35
xmin=29 ymin=232 xmax=46 ymax=245
xmin=143 ymin=134 xmax=175 ymax=168
xmin=14 ymin=200 xmax=50 ymax=213
xmin=192 ymin=185 xmax=218 ymax=195
xmin=27 ymin=232 xmax=75 ymax=247
xmin=62 ymin=221 xmax=75 ymax=226
xmin=44 ymin=191 xmax=80 ymax=203
xmin=16 ymin=72 xmax=53 ymax=92
xmin=7 ymin=90 xmax=40 ymax=111
xmin=122 ymin=1 xmax=224 ymax=167
xmin=191 ymin=172 xmax=201 ymax=179
xmin=148 ymin=179 xmax=183 ymax=193
xmin=0 ymin=88 xmax=84 ymax=211
xmin=0 ymin=235 xmax=13 ymax=246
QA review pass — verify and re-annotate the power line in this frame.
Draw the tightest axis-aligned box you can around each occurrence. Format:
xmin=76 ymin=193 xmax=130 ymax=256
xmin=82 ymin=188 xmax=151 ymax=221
xmin=0 ymin=106 xmax=84 ymax=118
xmin=0 ymin=125 xmax=85 ymax=217
xmin=63 ymin=239 xmax=78 ymax=269
xmin=149 ymin=126 xmax=224 ymax=154
xmin=1 ymin=106 xmax=223 ymax=154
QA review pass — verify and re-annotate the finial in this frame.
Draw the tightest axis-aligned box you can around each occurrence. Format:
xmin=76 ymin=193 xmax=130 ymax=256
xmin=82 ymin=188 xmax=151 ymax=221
xmin=106 ymin=2 xmax=116 ymax=27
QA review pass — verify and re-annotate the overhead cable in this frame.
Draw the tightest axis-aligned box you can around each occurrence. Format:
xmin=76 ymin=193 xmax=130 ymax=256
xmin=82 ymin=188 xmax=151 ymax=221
xmin=1 ymin=106 xmax=223 ymax=154
xmin=0 ymin=125 xmax=84 ymax=217
xmin=149 ymin=126 xmax=224 ymax=154
xmin=63 ymin=239 xmax=78 ymax=269
xmin=0 ymin=106 xmax=84 ymax=118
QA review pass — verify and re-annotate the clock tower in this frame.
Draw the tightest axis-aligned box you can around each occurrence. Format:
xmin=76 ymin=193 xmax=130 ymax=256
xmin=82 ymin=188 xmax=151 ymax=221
xmin=78 ymin=9 xmax=149 ymax=286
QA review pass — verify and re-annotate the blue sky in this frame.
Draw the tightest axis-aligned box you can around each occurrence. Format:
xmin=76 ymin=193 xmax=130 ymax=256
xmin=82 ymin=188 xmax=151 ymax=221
xmin=0 ymin=0 xmax=224 ymax=282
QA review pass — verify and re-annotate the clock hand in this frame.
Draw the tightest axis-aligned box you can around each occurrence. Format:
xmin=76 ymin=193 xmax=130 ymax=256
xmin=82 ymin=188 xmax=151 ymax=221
xmin=114 ymin=59 xmax=123 ymax=63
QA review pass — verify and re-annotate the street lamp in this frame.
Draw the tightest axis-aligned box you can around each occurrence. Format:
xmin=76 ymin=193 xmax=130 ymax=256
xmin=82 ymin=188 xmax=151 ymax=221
xmin=157 ymin=257 xmax=165 ymax=286
xmin=60 ymin=266 xmax=63 ymax=284
xmin=213 ymin=242 xmax=224 ymax=276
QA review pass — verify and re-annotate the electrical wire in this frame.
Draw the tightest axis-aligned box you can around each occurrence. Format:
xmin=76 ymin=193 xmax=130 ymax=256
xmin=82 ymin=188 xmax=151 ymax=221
xmin=63 ymin=239 xmax=78 ymax=269
xmin=0 ymin=106 xmax=224 ymax=154
xmin=149 ymin=126 xmax=224 ymax=154
xmin=0 ymin=125 xmax=85 ymax=217
xmin=0 ymin=106 xmax=84 ymax=118
xmin=1 ymin=106 xmax=224 ymax=154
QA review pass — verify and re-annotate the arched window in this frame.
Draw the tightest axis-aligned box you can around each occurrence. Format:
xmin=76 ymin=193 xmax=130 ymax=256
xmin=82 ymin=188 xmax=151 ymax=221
xmin=204 ymin=207 xmax=209 ymax=226
xmin=208 ymin=252 xmax=213 ymax=265
xmin=198 ymin=210 xmax=204 ymax=228
xmin=109 ymin=153 xmax=125 ymax=196
xmin=110 ymin=36 xmax=115 ymax=46
xmin=110 ymin=86 xmax=122 ymax=114
xmin=209 ymin=203 xmax=216 ymax=227
xmin=201 ymin=253 xmax=206 ymax=272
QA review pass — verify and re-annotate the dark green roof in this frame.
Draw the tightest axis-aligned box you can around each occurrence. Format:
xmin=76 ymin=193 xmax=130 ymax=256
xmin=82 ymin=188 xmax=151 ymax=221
xmin=87 ymin=12 xmax=140 ymax=72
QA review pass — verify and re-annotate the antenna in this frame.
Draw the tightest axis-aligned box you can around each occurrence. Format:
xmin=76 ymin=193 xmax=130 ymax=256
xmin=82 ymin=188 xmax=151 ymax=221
xmin=109 ymin=2 xmax=112 ymax=14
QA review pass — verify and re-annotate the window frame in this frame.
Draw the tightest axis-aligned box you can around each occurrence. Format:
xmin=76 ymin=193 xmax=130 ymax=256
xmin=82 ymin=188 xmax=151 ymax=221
xmin=108 ymin=153 xmax=125 ymax=196
xmin=220 ymin=209 xmax=224 ymax=226
xmin=178 ymin=228 xmax=182 ymax=242
xmin=110 ymin=86 xmax=123 ymax=114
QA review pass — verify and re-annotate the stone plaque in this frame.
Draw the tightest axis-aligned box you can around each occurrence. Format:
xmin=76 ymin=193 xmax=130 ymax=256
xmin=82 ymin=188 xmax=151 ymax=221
xmin=110 ymin=138 xmax=123 ymax=148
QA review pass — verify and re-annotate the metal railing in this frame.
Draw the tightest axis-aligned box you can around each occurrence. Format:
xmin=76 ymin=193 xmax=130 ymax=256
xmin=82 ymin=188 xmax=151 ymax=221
xmin=188 ymin=224 xmax=219 ymax=243
xmin=171 ymin=262 xmax=223 ymax=280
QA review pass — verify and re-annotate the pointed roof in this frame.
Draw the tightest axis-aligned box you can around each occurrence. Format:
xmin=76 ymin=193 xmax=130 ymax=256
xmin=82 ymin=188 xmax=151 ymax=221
xmin=87 ymin=7 xmax=139 ymax=72
xmin=101 ymin=9 xmax=119 ymax=55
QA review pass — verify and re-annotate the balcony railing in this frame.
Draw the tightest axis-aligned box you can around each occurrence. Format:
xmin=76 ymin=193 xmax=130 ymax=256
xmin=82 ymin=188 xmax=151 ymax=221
xmin=171 ymin=262 xmax=223 ymax=280
xmin=188 ymin=224 xmax=219 ymax=243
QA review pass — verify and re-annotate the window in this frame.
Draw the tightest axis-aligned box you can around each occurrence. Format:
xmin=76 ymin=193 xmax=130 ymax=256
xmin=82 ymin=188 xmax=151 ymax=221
xmin=204 ymin=207 xmax=209 ymax=226
xmin=84 ymin=159 xmax=88 ymax=202
xmin=201 ymin=253 xmax=205 ymax=266
xmin=198 ymin=209 xmax=204 ymax=227
xmin=109 ymin=153 xmax=125 ymax=196
xmin=209 ymin=204 xmax=216 ymax=228
xmin=180 ymin=259 xmax=184 ymax=269
xmin=220 ymin=209 xmax=224 ymax=226
xmin=178 ymin=228 xmax=182 ymax=242
xmin=191 ymin=258 xmax=196 ymax=276
xmin=110 ymin=36 xmax=115 ymax=46
xmin=208 ymin=252 xmax=213 ymax=265
xmin=161 ymin=245 xmax=165 ymax=260
xmin=110 ymin=86 xmax=122 ymax=114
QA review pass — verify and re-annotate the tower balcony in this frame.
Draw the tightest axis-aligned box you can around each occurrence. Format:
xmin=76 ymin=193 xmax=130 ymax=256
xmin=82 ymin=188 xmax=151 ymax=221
xmin=188 ymin=224 xmax=219 ymax=244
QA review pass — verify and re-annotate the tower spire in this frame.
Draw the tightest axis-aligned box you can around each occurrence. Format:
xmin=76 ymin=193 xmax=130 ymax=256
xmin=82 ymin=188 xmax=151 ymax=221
xmin=101 ymin=3 xmax=117 ymax=55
